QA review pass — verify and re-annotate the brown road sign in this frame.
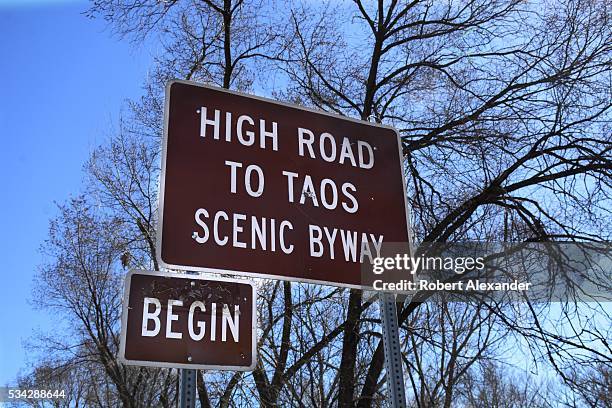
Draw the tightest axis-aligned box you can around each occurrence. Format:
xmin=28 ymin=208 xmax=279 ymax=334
xmin=158 ymin=80 xmax=411 ymax=288
xmin=119 ymin=270 xmax=257 ymax=370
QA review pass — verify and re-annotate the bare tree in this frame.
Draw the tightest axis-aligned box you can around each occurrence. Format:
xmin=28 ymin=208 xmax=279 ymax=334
xmin=281 ymin=1 xmax=610 ymax=405
xmin=16 ymin=0 xmax=611 ymax=407
xmin=458 ymin=360 xmax=556 ymax=408
xmin=566 ymin=361 xmax=612 ymax=408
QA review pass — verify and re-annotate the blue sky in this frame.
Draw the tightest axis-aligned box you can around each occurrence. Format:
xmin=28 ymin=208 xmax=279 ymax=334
xmin=0 ymin=0 xmax=152 ymax=385
xmin=0 ymin=0 xmax=607 ymax=395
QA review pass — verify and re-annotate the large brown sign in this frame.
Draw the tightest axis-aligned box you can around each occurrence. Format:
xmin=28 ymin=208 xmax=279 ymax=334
xmin=119 ymin=270 xmax=256 ymax=370
xmin=158 ymin=80 xmax=410 ymax=287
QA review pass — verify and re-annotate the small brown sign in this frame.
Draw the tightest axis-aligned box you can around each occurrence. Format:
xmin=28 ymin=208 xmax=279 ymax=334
xmin=158 ymin=80 xmax=410 ymax=287
xmin=119 ymin=270 xmax=256 ymax=370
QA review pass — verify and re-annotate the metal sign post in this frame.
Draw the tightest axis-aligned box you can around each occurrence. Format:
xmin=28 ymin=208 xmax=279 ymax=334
xmin=179 ymin=269 xmax=198 ymax=408
xmin=379 ymin=292 xmax=407 ymax=408
xmin=178 ymin=369 xmax=197 ymax=408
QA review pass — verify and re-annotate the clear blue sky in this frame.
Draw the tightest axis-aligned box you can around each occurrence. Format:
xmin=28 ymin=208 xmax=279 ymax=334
xmin=0 ymin=0 xmax=152 ymax=385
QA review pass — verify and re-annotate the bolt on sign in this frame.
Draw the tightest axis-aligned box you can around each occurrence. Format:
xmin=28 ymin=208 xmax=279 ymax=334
xmin=119 ymin=270 xmax=257 ymax=370
xmin=158 ymin=80 xmax=411 ymax=288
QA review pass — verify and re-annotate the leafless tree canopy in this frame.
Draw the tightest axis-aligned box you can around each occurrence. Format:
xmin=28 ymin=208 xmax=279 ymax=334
xmin=14 ymin=0 xmax=611 ymax=407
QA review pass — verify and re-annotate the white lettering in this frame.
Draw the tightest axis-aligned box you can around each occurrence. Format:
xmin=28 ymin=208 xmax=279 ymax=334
xmin=142 ymin=297 xmax=161 ymax=337
xmin=232 ymin=213 xmax=247 ymax=248
xmin=340 ymin=230 xmax=358 ymax=262
xmin=237 ymin=115 xmax=255 ymax=146
xmin=309 ymin=225 xmax=323 ymax=257
xmin=225 ymin=160 xmax=242 ymax=194
xmin=341 ymin=183 xmax=358 ymax=213
xmin=319 ymin=132 xmax=337 ymax=162
xmin=259 ymin=119 xmax=278 ymax=151
xmin=166 ymin=299 xmax=183 ymax=339
xmin=320 ymin=178 xmax=338 ymax=210
xmin=358 ymin=141 xmax=374 ymax=169
xmin=210 ymin=303 xmax=217 ymax=341
xmin=214 ymin=211 xmax=229 ymax=245
xmin=221 ymin=304 xmax=240 ymax=342
xmin=282 ymin=170 xmax=299 ymax=203
xmin=338 ymin=137 xmax=357 ymax=166
xmin=279 ymin=221 xmax=294 ymax=254
xmin=193 ymin=208 xmax=210 ymax=243
xmin=200 ymin=107 xmax=220 ymax=139
xmin=188 ymin=301 xmax=206 ymax=341
xmin=323 ymin=227 xmax=337 ymax=260
xmin=300 ymin=175 xmax=319 ymax=206
xmin=252 ymin=217 xmax=267 ymax=250
xmin=245 ymin=165 xmax=264 ymax=197
xmin=298 ymin=128 xmax=316 ymax=158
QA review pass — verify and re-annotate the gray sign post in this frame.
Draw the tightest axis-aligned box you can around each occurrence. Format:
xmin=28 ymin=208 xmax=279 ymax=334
xmin=379 ymin=293 xmax=407 ymax=407
xmin=178 ymin=369 xmax=197 ymax=408
xmin=180 ymin=270 xmax=198 ymax=408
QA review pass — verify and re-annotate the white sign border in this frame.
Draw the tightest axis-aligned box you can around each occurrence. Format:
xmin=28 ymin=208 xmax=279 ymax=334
xmin=118 ymin=269 xmax=258 ymax=371
xmin=156 ymin=79 xmax=413 ymax=289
